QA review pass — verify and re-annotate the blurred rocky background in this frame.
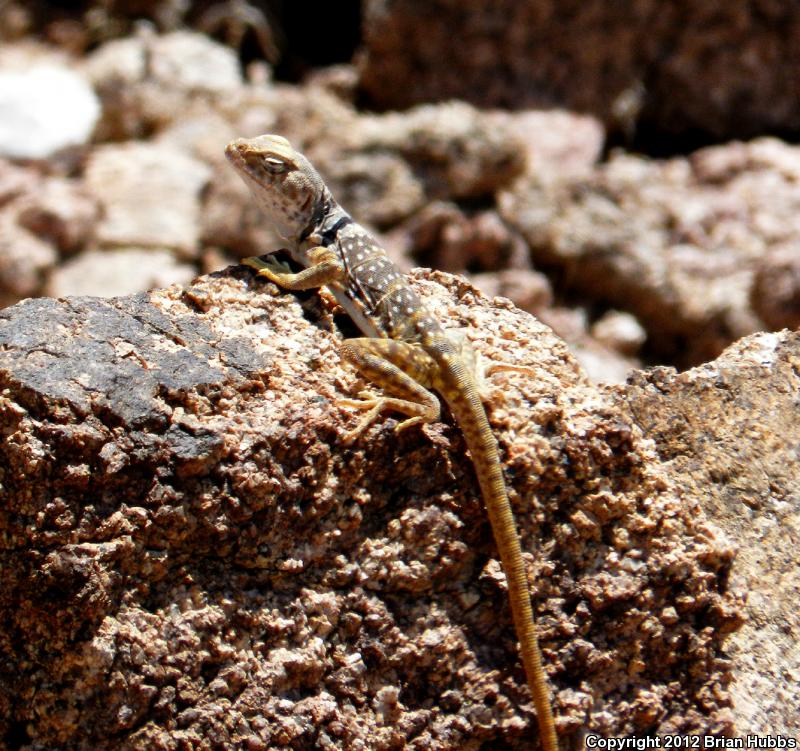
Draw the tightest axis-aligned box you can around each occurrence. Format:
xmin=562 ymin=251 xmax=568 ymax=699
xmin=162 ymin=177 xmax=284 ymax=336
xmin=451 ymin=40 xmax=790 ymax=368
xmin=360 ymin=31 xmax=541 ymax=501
xmin=2 ymin=0 xmax=799 ymax=383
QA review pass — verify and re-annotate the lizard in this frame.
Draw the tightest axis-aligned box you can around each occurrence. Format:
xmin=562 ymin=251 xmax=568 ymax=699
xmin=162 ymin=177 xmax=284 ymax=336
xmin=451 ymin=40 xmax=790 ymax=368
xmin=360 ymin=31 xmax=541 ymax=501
xmin=225 ymin=134 xmax=558 ymax=751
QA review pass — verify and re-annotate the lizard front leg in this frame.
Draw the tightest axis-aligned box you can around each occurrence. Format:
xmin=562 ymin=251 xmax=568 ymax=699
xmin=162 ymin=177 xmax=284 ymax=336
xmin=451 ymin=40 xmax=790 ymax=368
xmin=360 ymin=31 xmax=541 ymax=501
xmin=243 ymin=246 xmax=344 ymax=289
xmin=338 ymin=339 xmax=441 ymax=444
xmin=243 ymin=255 xmax=439 ymax=441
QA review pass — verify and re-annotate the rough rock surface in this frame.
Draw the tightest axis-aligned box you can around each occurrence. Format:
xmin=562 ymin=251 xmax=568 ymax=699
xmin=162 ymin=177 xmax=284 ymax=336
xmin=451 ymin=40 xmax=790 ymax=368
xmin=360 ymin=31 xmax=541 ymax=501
xmin=614 ymin=330 xmax=800 ymax=736
xmin=358 ymin=0 xmax=800 ymax=140
xmin=0 ymin=268 xmax=739 ymax=749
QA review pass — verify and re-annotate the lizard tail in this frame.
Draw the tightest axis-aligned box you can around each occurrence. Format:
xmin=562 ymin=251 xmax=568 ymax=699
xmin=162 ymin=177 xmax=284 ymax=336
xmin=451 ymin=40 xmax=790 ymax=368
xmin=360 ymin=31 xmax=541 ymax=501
xmin=443 ymin=370 xmax=559 ymax=751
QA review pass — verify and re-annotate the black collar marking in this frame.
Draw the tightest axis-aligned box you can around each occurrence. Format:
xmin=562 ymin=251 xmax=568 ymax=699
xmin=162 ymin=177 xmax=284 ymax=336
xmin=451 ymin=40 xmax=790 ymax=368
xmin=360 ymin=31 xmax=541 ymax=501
xmin=319 ymin=216 xmax=353 ymax=245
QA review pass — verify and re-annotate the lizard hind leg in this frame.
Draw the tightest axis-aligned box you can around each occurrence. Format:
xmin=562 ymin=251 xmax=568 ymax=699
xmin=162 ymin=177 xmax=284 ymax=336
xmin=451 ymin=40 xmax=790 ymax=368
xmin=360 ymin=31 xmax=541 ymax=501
xmin=338 ymin=338 xmax=440 ymax=444
xmin=445 ymin=328 xmax=539 ymax=399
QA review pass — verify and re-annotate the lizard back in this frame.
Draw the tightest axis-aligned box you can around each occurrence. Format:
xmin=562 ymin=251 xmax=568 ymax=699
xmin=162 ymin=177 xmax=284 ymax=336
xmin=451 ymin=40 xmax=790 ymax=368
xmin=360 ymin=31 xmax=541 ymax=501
xmin=311 ymin=220 xmax=446 ymax=346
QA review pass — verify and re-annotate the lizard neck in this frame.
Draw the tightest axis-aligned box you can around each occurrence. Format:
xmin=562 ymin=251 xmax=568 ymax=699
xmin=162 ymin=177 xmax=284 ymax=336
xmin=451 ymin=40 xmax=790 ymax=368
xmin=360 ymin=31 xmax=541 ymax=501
xmin=298 ymin=189 xmax=349 ymax=247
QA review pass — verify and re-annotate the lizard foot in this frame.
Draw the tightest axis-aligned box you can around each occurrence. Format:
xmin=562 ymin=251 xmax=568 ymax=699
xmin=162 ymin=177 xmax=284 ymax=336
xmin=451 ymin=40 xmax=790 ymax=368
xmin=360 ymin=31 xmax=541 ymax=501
xmin=242 ymin=253 xmax=294 ymax=282
xmin=338 ymin=393 xmax=430 ymax=444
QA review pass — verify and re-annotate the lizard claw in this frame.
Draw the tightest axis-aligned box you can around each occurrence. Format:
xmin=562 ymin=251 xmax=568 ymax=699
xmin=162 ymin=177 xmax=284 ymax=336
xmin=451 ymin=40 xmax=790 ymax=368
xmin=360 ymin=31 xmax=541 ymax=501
xmin=337 ymin=393 xmax=384 ymax=444
xmin=338 ymin=393 xmax=430 ymax=444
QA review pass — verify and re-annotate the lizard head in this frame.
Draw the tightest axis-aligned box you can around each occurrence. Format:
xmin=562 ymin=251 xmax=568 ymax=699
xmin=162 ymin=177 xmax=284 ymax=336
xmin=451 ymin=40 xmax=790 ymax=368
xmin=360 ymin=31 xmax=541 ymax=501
xmin=225 ymin=134 xmax=327 ymax=241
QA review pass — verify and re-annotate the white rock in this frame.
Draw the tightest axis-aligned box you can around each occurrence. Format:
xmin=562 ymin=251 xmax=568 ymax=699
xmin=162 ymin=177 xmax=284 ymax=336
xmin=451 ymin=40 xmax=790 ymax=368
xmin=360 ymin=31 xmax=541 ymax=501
xmin=149 ymin=31 xmax=241 ymax=94
xmin=0 ymin=65 xmax=100 ymax=159
xmin=591 ymin=310 xmax=647 ymax=356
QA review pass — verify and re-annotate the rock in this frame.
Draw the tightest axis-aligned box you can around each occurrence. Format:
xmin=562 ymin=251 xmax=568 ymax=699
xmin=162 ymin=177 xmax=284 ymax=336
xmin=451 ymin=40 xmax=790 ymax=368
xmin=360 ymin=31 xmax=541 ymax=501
xmin=750 ymin=242 xmax=800 ymax=331
xmin=0 ymin=211 xmax=57 ymax=307
xmin=591 ymin=311 xmax=647 ymax=357
xmin=45 ymin=247 xmax=195 ymax=298
xmin=358 ymin=0 xmax=800 ymax=140
xmin=0 ymin=159 xmax=96 ymax=305
xmin=470 ymin=268 xmax=553 ymax=315
xmin=147 ymin=31 xmax=242 ymax=94
xmin=464 ymin=271 xmax=642 ymax=385
xmin=0 ymin=160 xmax=100 ymax=305
xmin=84 ymin=30 xmax=243 ymax=141
xmin=569 ymin=341 xmax=640 ymax=386
xmin=616 ymin=329 xmax=800 ymax=737
xmin=499 ymin=138 xmax=800 ymax=366
xmin=0 ymin=266 xmax=740 ymax=748
xmin=0 ymin=155 xmax=40 ymax=203
xmin=304 ymin=63 xmax=360 ymax=102
xmin=496 ymin=110 xmax=606 ymax=179
xmin=313 ymin=149 xmax=425 ymax=228
xmin=84 ymin=141 xmax=212 ymax=257
xmin=15 ymin=176 xmax=100 ymax=255
xmin=0 ymin=62 xmax=99 ymax=159
xmin=395 ymin=201 xmax=528 ymax=274
xmin=355 ymin=101 xmax=526 ymax=201
xmin=535 ymin=306 xmax=642 ymax=385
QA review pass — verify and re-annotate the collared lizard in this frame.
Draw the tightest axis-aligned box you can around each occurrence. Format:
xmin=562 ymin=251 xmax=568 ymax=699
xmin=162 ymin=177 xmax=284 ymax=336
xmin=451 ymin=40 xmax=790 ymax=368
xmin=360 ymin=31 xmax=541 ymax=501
xmin=225 ymin=134 xmax=558 ymax=750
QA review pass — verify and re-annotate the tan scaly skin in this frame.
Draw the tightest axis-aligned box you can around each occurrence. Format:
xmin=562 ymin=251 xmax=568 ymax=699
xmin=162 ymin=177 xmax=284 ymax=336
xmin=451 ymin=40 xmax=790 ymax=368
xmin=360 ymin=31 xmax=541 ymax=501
xmin=225 ymin=134 xmax=558 ymax=751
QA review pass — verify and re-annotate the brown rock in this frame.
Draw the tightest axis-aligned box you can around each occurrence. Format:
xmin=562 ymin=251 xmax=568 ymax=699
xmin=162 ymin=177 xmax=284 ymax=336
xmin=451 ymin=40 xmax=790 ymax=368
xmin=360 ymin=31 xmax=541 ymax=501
xmin=615 ymin=330 xmax=800 ymax=736
xmin=535 ymin=307 xmax=642 ymax=386
xmin=15 ymin=176 xmax=99 ymax=255
xmin=358 ymin=0 xmax=800 ymax=140
xmin=0 ymin=156 xmax=40 ymax=205
xmin=750 ymin=242 xmax=800 ymax=331
xmin=396 ymin=201 xmax=528 ymax=274
xmin=0 ymin=267 xmax=738 ymax=748
xmin=0 ymin=160 xmax=55 ymax=305
xmin=312 ymin=148 xmax=425 ymax=229
xmin=494 ymin=110 xmax=606 ymax=180
xmin=499 ymin=138 xmax=800 ymax=365
xmin=568 ymin=342 xmax=641 ymax=386
xmin=591 ymin=311 xmax=647 ymax=358
xmin=354 ymin=102 xmax=526 ymax=201
xmin=0 ymin=211 xmax=57 ymax=307
xmin=84 ymin=30 xmax=243 ymax=141
xmin=470 ymin=269 xmax=553 ymax=316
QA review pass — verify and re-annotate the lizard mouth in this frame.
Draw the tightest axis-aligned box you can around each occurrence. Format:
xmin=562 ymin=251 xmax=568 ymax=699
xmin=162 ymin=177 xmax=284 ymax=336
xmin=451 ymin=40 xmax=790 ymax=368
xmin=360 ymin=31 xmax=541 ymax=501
xmin=224 ymin=140 xmax=248 ymax=170
xmin=225 ymin=139 xmax=247 ymax=169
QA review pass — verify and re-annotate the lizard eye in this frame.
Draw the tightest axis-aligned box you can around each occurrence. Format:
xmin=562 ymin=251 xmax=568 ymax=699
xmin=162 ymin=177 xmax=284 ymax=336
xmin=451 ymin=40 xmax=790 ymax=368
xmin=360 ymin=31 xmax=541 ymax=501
xmin=263 ymin=156 xmax=288 ymax=174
